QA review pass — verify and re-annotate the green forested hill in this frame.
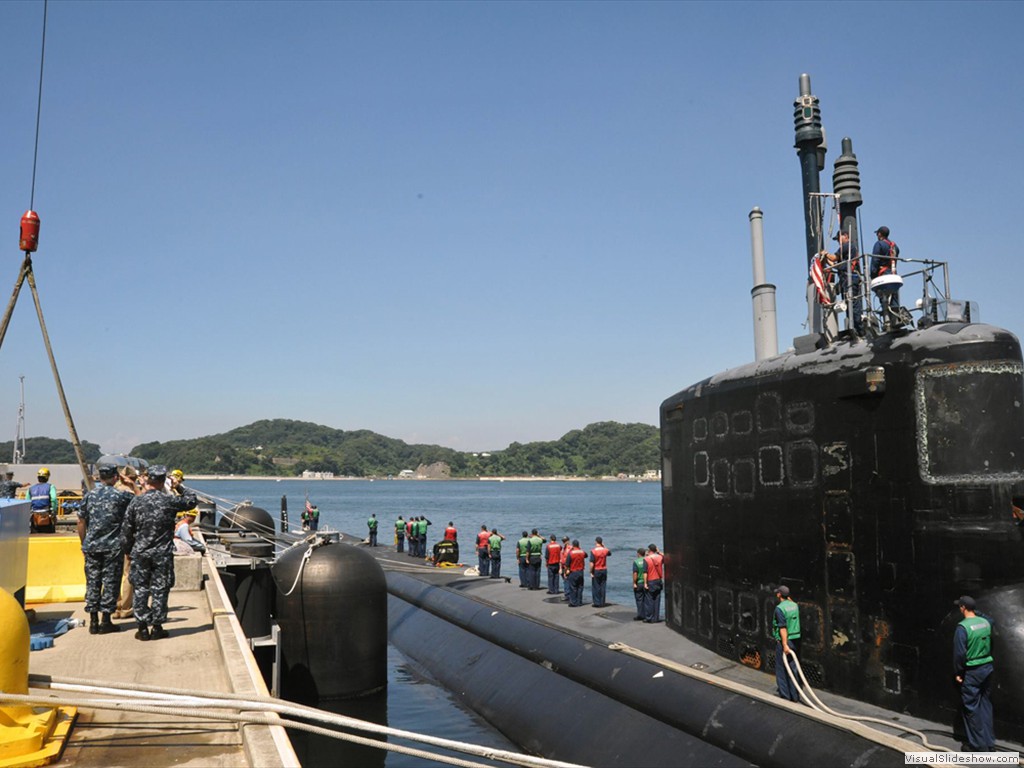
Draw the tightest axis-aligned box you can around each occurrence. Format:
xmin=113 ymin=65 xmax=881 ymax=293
xmin=128 ymin=419 xmax=659 ymax=478
xmin=0 ymin=437 xmax=102 ymax=465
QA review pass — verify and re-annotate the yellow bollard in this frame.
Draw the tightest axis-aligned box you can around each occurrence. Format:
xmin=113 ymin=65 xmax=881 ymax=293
xmin=0 ymin=587 xmax=74 ymax=768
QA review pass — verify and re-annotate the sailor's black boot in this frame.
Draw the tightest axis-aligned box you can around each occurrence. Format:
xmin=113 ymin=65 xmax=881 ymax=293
xmin=135 ymin=622 xmax=150 ymax=641
xmin=89 ymin=612 xmax=99 ymax=635
xmin=98 ymin=612 xmax=120 ymax=634
xmin=149 ymin=624 xmax=168 ymax=640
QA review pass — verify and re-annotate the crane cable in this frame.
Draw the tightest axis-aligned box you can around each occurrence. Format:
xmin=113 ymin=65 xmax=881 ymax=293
xmin=30 ymin=0 xmax=49 ymax=210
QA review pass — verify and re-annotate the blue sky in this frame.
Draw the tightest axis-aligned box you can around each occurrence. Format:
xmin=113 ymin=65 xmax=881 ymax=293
xmin=0 ymin=1 xmax=1020 ymax=455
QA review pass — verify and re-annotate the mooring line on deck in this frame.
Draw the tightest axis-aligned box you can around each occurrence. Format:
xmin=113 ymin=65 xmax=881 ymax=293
xmin=20 ymin=678 xmax=588 ymax=768
xmin=607 ymin=641 xmax=946 ymax=756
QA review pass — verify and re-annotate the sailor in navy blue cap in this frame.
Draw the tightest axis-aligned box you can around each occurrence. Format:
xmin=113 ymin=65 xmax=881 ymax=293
xmin=120 ymin=463 xmax=198 ymax=641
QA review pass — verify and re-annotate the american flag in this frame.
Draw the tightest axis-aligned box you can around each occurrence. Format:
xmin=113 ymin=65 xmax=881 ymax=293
xmin=810 ymin=255 xmax=832 ymax=305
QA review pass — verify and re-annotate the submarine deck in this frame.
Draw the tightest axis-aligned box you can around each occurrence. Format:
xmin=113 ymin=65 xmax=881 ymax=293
xmin=26 ymin=557 xmax=296 ymax=768
xmin=364 ymin=542 xmax=1023 ymax=760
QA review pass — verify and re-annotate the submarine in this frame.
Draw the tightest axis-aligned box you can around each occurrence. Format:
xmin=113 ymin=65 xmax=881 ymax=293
xmin=659 ymin=74 xmax=1024 ymax=742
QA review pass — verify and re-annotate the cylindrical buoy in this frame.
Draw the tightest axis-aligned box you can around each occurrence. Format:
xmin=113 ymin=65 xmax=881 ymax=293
xmin=0 ymin=587 xmax=29 ymax=697
xmin=220 ymin=503 xmax=275 ymax=536
xmin=273 ymin=541 xmax=387 ymax=702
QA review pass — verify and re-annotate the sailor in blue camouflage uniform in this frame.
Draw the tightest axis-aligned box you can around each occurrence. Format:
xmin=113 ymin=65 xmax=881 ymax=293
xmin=78 ymin=464 xmax=135 ymax=634
xmin=120 ymin=465 xmax=198 ymax=641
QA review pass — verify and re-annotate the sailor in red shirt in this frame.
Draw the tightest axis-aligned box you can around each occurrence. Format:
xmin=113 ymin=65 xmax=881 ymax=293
xmin=476 ymin=525 xmax=491 ymax=577
xmin=544 ymin=535 xmax=563 ymax=594
xmin=643 ymin=544 xmax=665 ymax=623
xmin=444 ymin=522 xmax=457 ymax=541
xmin=565 ymin=540 xmax=587 ymax=607
xmin=589 ymin=537 xmax=611 ymax=608
xmin=559 ymin=537 xmax=572 ymax=601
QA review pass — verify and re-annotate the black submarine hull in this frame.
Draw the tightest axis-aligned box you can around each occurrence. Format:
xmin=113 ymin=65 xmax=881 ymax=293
xmin=659 ymin=322 xmax=1024 ymax=742
xmin=387 ymin=570 xmax=914 ymax=768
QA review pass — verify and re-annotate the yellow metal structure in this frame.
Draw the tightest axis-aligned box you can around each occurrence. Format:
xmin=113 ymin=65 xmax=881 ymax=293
xmin=25 ymin=538 xmax=84 ymax=604
xmin=0 ymin=587 xmax=76 ymax=767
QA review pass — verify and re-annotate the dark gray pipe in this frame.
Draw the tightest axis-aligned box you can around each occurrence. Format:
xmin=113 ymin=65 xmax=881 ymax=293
xmin=833 ymin=136 xmax=864 ymax=252
xmin=794 ymin=74 xmax=828 ymax=335
xmin=387 ymin=572 xmax=909 ymax=768
xmin=793 ymin=73 xmax=825 ymax=270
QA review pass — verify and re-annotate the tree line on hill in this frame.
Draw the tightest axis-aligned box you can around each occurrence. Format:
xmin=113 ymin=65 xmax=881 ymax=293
xmin=0 ymin=436 xmax=102 ymax=467
xmin=0 ymin=420 xmax=659 ymax=478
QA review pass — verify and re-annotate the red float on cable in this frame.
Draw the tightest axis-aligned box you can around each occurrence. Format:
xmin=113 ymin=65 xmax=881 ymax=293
xmin=19 ymin=210 xmax=40 ymax=253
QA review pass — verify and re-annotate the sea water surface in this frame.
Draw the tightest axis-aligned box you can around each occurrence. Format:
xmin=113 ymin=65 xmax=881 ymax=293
xmin=188 ymin=479 xmax=662 ymax=766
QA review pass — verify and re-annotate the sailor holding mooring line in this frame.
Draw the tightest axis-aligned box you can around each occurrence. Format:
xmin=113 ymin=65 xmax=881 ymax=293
xmin=772 ymin=585 xmax=802 ymax=702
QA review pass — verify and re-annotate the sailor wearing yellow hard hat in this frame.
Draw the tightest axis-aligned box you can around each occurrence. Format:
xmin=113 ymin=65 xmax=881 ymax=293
xmin=165 ymin=468 xmax=185 ymax=496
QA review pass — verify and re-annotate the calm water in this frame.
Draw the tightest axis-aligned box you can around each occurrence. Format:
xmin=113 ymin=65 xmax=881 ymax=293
xmin=290 ymin=645 xmax=519 ymax=768
xmin=190 ymin=479 xmax=663 ymax=766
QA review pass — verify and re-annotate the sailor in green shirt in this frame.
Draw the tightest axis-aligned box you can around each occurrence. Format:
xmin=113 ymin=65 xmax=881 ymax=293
xmin=488 ymin=529 xmax=506 ymax=580
xmin=632 ymin=549 xmax=646 ymax=620
xmin=527 ymin=530 xmax=545 ymax=590
xmin=395 ymin=515 xmax=405 ymax=553
xmin=953 ymin=595 xmax=995 ymax=751
xmin=367 ymin=514 xmax=378 ymax=547
xmin=417 ymin=517 xmax=431 ymax=558
xmin=516 ymin=531 xmax=530 ymax=588
xmin=772 ymin=585 xmax=801 ymax=702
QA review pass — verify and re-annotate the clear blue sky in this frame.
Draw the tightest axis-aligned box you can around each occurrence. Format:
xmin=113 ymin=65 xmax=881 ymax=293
xmin=0 ymin=1 xmax=1020 ymax=455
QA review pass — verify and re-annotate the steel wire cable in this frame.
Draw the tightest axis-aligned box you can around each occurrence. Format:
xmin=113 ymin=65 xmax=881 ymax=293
xmin=15 ymin=682 xmax=586 ymax=768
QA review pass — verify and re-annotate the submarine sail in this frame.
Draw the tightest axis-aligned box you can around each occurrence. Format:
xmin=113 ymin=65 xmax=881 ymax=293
xmin=659 ymin=74 xmax=1024 ymax=742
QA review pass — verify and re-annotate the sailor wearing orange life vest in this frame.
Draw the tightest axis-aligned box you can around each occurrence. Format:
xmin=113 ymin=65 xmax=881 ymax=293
xmin=476 ymin=525 xmax=491 ymax=577
xmin=589 ymin=537 xmax=611 ymax=608
xmin=642 ymin=544 xmax=664 ymax=623
xmin=444 ymin=522 xmax=457 ymax=541
xmin=560 ymin=537 xmax=572 ymax=601
xmin=406 ymin=518 xmax=416 ymax=557
xmin=565 ymin=540 xmax=587 ymax=607
xmin=544 ymin=535 xmax=563 ymax=594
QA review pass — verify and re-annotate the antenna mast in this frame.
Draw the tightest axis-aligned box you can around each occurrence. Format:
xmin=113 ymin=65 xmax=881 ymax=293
xmin=13 ymin=376 xmax=26 ymax=464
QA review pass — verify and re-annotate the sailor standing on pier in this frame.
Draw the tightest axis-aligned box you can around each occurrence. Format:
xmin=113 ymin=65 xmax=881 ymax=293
xmin=78 ymin=464 xmax=134 ymax=635
xmin=120 ymin=465 xmax=198 ymax=641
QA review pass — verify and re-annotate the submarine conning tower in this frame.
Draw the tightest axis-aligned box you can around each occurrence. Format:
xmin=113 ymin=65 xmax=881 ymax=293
xmin=661 ymin=72 xmax=1024 ymax=744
